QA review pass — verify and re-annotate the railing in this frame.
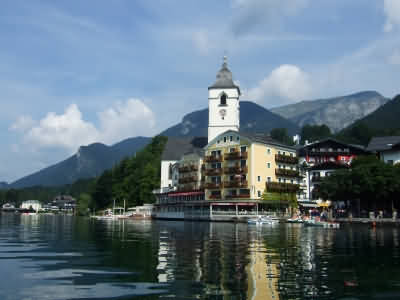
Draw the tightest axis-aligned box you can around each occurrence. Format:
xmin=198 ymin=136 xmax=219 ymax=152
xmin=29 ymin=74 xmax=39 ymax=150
xmin=225 ymin=194 xmax=250 ymax=199
xmin=275 ymin=154 xmax=299 ymax=164
xmin=224 ymin=151 xmax=248 ymax=160
xmin=177 ymin=185 xmax=204 ymax=192
xmin=204 ymin=183 xmax=223 ymax=189
xmin=178 ymin=166 xmax=191 ymax=173
xmin=311 ymin=176 xmax=321 ymax=182
xmin=209 ymin=194 xmax=222 ymax=199
xmin=204 ymin=168 xmax=223 ymax=176
xmin=223 ymin=180 xmax=248 ymax=188
xmin=275 ymin=168 xmax=300 ymax=177
xmin=266 ymin=182 xmax=300 ymax=193
xmin=224 ymin=166 xmax=248 ymax=174
xmin=178 ymin=176 xmax=198 ymax=184
xmin=205 ymin=155 xmax=223 ymax=162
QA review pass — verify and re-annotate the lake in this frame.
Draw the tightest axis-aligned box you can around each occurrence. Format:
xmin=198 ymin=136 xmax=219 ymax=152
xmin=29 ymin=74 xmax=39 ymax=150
xmin=1 ymin=213 xmax=400 ymax=300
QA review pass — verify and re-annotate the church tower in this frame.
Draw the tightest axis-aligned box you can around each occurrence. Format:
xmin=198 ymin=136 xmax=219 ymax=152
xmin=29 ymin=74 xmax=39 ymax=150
xmin=208 ymin=57 xmax=241 ymax=143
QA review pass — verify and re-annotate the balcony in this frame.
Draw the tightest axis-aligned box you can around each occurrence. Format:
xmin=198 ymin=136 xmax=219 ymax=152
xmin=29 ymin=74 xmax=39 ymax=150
xmin=204 ymin=168 xmax=223 ymax=176
xmin=204 ymin=182 xmax=223 ymax=189
xmin=275 ymin=168 xmax=300 ymax=178
xmin=224 ymin=151 xmax=248 ymax=160
xmin=275 ymin=154 xmax=299 ymax=164
xmin=224 ymin=166 xmax=248 ymax=174
xmin=178 ymin=184 xmax=203 ymax=192
xmin=225 ymin=193 xmax=250 ymax=199
xmin=311 ymin=176 xmax=321 ymax=182
xmin=223 ymin=180 xmax=248 ymax=188
xmin=178 ymin=166 xmax=191 ymax=173
xmin=178 ymin=176 xmax=198 ymax=184
xmin=205 ymin=155 xmax=223 ymax=163
xmin=266 ymin=182 xmax=300 ymax=193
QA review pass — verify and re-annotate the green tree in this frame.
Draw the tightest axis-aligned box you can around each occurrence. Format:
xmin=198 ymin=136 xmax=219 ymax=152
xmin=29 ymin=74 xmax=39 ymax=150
xmin=270 ymin=128 xmax=294 ymax=145
xmin=76 ymin=193 xmax=92 ymax=216
xmin=300 ymin=124 xmax=331 ymax=144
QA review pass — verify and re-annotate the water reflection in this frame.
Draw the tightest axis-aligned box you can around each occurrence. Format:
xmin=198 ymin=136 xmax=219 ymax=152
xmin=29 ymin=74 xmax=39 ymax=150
xmin=1 ymin=214 xmax=400 ymax=299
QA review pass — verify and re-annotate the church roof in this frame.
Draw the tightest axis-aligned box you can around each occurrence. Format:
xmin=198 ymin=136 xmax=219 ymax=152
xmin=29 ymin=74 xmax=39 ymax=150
xmin=208 ymin=57 xmax=240 ymax=94
xmin=161 ymin=136 xmax=207 ymax=161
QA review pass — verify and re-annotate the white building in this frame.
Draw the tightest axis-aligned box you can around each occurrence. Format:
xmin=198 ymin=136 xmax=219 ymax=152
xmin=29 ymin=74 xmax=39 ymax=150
xmin=21 ymin=200 xmax=42 ymax=211
xmin=367 ymin=136 xmax=400 ymax=165
xmin=208 ymin=56 xmax=240 ymax=143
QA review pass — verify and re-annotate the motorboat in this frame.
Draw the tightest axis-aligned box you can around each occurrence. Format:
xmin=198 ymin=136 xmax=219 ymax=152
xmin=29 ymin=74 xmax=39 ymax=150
xmin=304 ymin=218 xmax=340 ymax=228
xmin=287 ymin=216 xmax=304 ymax=223
xmin=248 ymin=216 xmax=279 ymax=225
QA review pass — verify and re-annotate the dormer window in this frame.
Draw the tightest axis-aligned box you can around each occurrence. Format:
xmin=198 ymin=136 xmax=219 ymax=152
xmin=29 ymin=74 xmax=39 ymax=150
xmin=220 ymin=93 xmax=227 ymax=106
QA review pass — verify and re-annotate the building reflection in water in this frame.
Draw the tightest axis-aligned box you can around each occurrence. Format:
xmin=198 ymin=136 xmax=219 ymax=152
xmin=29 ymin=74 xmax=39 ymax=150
xmin=246 ymin=227 xmax=279 ymax=300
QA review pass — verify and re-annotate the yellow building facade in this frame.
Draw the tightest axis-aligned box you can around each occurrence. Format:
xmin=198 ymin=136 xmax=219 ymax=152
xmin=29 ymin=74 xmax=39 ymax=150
xmin=204 ymin=130 xmax=299 ymax=202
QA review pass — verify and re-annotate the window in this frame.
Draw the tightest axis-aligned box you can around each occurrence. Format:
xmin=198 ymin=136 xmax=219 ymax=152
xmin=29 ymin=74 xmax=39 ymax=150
xmin=230 ymin=148 xmax=235 ymax=153
xmin=283 ymin=179 xmax=287 ymax=183
xmin=267 ymin=148 xmax=271 ymax=154
xmin=267 ymin=162 xmax=271 ymax=168
xmin=230 ymin=136 xmax=233 ymax=142
xmin=257 ymin=176 xmax=261 ymax=182
xmin=240 ymin=160 xmax=246 ymax=167
xmin=240 ymin=146 xmax=247 ymax=152
xmin=220 ymin=93 xmax=227 ymax=105
xmin=236 ymin=136 xmax=240 ymax=141
xmin=278 ymin=151 xmax=281 ymax=155
xmin=290 ymin=180 xmax=293 ymax=184
xmin=278 ymin=178 xmax=282 ymax=183
xmin=267 ymin=177 xmax=271 ymax=182
xmin=257 ymin=191 xmax=261 ymax=197
xmin=217 ymin=140 xmax=220 ymax=144
xmin=290 ymin=153 xmax=293 ymax=157
xmin=224 ymin=137 xmax=227 ymax=143
xmin=283 ymin=151 xmax=286 ymax=156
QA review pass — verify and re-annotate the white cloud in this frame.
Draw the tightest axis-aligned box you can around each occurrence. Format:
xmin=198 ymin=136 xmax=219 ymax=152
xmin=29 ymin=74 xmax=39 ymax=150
xmin=98 ymin=98 xmax=155 ymax=144
xmin=12 ymin=99 xmax=156 ymax=153
xmin=24 ymin=104 xmax=99 ymax=151
xmin=231 ymin=0 xmax=309 ymax=36
xmin=383 ymin=0 xmax=400 ymax=32
xmin=247 ymin=64 xmax=312 ymax=106
xmin=9 ymin=115 xmax=36 ymax=132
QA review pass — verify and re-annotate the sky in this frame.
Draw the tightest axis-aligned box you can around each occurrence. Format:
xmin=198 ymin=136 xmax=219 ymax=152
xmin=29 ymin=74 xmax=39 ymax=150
xmin=1 ymin=0 xmax=400 ymax=183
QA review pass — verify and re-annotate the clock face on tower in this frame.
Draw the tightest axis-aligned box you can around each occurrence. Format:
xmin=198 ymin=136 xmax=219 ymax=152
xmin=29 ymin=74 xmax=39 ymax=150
xmin=219 ymin=109 xmax=227 ymax=118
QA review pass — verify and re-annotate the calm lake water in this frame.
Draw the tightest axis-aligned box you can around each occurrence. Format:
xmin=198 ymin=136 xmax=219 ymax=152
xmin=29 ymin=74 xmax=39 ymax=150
xmin=1 ymin=214 xmax=400 ymax=300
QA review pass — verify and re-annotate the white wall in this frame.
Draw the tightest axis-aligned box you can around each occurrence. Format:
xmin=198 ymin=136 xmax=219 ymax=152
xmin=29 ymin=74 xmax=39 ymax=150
xmin=160 ymin=160 xmax=176 ymax=189
xmin=381 ymin=150 xmax=400 ymax=165
xmin=208 ymin=88 xmax=240 ymax=143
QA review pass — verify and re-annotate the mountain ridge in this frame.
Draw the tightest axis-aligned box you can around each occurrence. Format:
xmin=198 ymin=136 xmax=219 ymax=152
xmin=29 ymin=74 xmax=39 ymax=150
xmin=270 ymin=91 xmax=388 ymax=132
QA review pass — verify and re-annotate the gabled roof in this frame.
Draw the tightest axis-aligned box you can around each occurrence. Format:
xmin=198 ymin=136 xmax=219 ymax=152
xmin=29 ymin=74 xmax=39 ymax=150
xmin=161 ymin=137 xmax=208 ymax=161
xmin=205 ymin=130 xmax=296 ymax=150
xmin=367 ymin=136 xmax=400 ymax=152
xmin=298 ymin=137 xmax=368 ymax=155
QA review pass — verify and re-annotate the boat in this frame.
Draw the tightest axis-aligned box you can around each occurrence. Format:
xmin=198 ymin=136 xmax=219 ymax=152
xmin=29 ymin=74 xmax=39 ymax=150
xmin=287 ymin=216 xmax=304 ymax=223
xmin=304 ymin=218 xmax=340 ymax=228
xmin=248 ymin=216 xmax=279 ymax=225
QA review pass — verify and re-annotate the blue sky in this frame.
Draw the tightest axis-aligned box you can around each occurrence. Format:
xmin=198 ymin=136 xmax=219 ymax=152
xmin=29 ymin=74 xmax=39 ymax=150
xmin=1 ymin=0 xmax=400 ymax=182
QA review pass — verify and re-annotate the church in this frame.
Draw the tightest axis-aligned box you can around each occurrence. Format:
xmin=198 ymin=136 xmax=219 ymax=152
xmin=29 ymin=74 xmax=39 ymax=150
xmin=153 ymin=58 xmax=300 ymax=221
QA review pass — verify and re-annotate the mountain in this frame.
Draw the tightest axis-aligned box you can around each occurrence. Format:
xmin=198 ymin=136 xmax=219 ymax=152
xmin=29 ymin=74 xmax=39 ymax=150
xmin=336 ymin=94 xmax=400 ymax=145
xmin=346 ymin=94 xmax=400 ymax=131
xmin=270 ymin=91 xmax=388 ymax=132
xmin=161 ymin=101 xmax=300 ymax=137
xmin=0 ymin=182 xmax=9 ymax=189
xmin=9 ymin=137 xmax=151 ymax=189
